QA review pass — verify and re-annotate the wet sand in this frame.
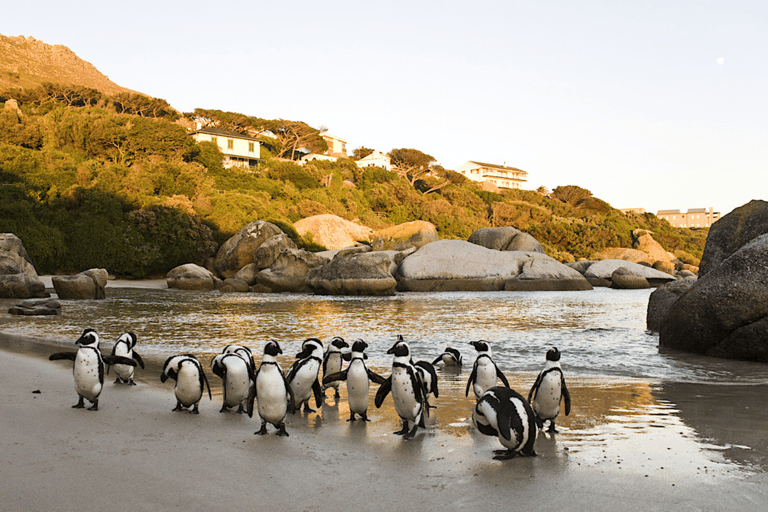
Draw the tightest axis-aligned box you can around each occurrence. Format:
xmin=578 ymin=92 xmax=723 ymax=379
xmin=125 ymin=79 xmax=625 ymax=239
xmin=1 ymin=331 xmax=767 ymax=511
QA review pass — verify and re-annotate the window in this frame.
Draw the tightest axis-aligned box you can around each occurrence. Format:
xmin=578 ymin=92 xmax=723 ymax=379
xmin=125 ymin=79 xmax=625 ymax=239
xmin=211 ymin=136 xmax=217 ymax=144
xmin=248 ymin=142 xmax=255 ymax=152
xmin=227 ymin=139 xmax=234 ymax=150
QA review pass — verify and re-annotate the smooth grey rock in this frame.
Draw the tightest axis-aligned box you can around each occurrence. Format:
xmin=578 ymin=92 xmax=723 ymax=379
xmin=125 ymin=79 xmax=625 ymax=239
xmin=166 ymin=263 xmax=219 ymax=291
xmin=256 ymin=249 xmax=329 ymax=293
xmin=610 ymin=267 xmax=650 ymax=289
xmin=252 ymin=234 xmax=297 ymax=270
xmin=0 ymin=273 xmax=49 ymax=299
xmin=584 ymin=259 xmax=676 ymax=287
xmin=52 ymin=274 xmax=97 ymax=300
xmin=307 ymin=251 xmax=398 ymax=296
xmin=214 ymin=221 xmax=283 ymax=278
xmin=8 ymin=298 xmax=61 ymax=316
xmin=504 ymin=258 xmax=592 ymax=291
xmin=646 ymin=280 xmax=696 ymax=332
xmin=699 ymin=200 xmax=768 ymax=277
xmin=220 ymin=278 xmax=250 ymax=293
xmin=371 ymin=221 xmax=439 ymax=252
xmin=234 ymin=264 xmax=260 ymax=286
xmin=468 ymin=227 xmax=544 ymax=253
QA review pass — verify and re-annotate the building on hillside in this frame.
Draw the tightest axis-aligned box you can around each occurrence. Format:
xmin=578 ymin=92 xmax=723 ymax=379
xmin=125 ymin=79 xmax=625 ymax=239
xmin=321 ymin=133 xmax=347 ymax=158
xmin=656 ymin=207 xmax=720 ymax=228
xmin=355 ymin=150 xmax=393 ymax=171
xmin=620 ymin=208 xmax=646 ymax=215
xmin=191 ymin=127 xmax=260 ymax=168
xmin=456 ymin=161 xmax=528 ymax=189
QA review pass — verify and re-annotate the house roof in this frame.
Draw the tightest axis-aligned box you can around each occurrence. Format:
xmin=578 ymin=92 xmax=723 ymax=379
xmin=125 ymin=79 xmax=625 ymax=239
xmin=657 ymin=210 xmax=681 ymax=215
xmin=193 ymin=127 xmax=260 ymax=141
xmin=467 ymin=161 xmax=528 ymax=175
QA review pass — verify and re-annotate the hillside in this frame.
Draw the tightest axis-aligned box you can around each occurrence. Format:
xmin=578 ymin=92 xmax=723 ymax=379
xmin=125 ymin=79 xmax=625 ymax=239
xmin=0 ymin=34 xmax=137 ymax=96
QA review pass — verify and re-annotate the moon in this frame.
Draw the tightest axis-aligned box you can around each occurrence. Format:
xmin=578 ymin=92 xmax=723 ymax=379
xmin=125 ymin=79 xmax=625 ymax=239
xmin=717 ymin=57 xmax=725 ymax=65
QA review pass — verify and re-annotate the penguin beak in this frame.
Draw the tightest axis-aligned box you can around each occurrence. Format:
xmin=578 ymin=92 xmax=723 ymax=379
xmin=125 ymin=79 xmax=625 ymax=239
xmin=160 ymin=373 xmax=168 ymax=383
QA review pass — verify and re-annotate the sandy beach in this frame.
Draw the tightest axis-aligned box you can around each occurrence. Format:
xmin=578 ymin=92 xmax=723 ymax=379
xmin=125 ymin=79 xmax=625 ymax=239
xmin=2 ymin=328 xmax=768 ymax=512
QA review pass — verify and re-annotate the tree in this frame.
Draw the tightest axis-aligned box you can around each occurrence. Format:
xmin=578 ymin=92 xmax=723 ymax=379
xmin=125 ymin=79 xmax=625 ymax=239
xmin=551 ymin=185 xmax=592 ymax=206
xmin=389 ymin=148 xmax=436 ymax=186
xmin=351 ymin=146 xmax=374 ymax=160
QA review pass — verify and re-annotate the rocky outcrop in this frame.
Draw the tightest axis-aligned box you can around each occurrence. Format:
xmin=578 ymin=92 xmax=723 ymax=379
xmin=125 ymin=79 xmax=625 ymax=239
xmin=256 ymin=249 xmax=329 ymax=293
xmin=576 ymin=259 xmax=676 ymax=287
xmin=468 ymin=227 xmax=544 ymax=253
xmin=214 ymin=221 xmax=283 ymax=278
xmin=371 ymin=221 xmax=438 ymax=252
xmin=307 ymin=251 xmax=400 ymax=296
xmin=8 ymin=298 xmax=61 ymax=316
xmin=658 ymin=233 xmax=768 ymax=361
xmin=504 ymin=258 xmax=593 ymax=291
xmin=220 ymin=278 xmax=250 ymax=293
xmin=633 ymin=229 xmax=675 ymax=263
xmin=52 ymin=268 xmax=108 ymax=299
xmin=252 ymin=234 xmax=297 ymax=270
xmin=397 ymin=240 xmax=590 ymax=292
xmin=590 ymin=247 xmax=653 ymax=265
xmin=166 ymin=263 xmax=221 ymax=291
xmin=0 ymin=233 xmax=48 ymax=299
xmin=699 ymin=200 xmax=768 ymax=277
xmin=646 ymin=280 xmax=696 ymax=332
xmin=294 ymin=214 xmax=373 ymax=250
xmin=610 ymin=267 xmax=650 ymax=289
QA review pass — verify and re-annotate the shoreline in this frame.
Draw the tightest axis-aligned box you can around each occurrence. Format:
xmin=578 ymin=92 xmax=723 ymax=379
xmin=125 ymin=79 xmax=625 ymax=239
xmin=2 ymin=331 xmax=768 ymax=511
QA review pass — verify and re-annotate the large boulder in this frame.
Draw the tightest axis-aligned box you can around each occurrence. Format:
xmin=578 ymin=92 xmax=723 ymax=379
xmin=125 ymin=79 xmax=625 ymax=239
xmin=294 ymin=214 xmax=373 ymax=250
xmin=610 ymin=267 xmax=650 ymax=289
xmin=371 ymin=221 xmax=438 ymax=252
xmin=214 ymin=221 xmax=283 ymax=278
xmin=307 ymin=251 xmax=399 ymax=296
xmin=699 ymin=200 xmax=768 ymax=277
xmin=52 ymin=269 xmax=108 ymax=300
xmin=256 ymin=249 xmax=329 ymax=293
xmin=397 ymin=239 xmax=586 ymax=292
xmin=633 ymin=229 xmax=675 ymax=263
xmin=166 ymin=263 xmax=220 ymax=291
xmin=504 ymin=258 xmax=592 ymax=291
xmin=582 ymin=259 xmax=676 ymax=287
xmin=590 ymin=247 xmax=653 ymax=265
xmin=252 ymin=234 xmax=297 ymax=270
xmin=0 ymin=233 xmax=48 ymax=299
xmin=658 ymin=233 xmax=768 ymax=361
xmin=468 ymin=227 xmax=544 ymax=253
xmin=646 ymin=280 xmax=696 ymax=331
xmin=8 ymin=298 xmax=62 ymax=316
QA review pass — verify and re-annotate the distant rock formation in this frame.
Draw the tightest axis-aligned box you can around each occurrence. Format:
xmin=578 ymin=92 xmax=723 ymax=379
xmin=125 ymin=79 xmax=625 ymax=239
xmin=467 ymin=227 xmax=544 ymax=253
xmin=0 ymin=233 xmax=48 ymax=299
xmin=698 ymin=200 xmax=768 ymax=277
xmin=52 ymin=268 xmax=108 ymax=299
xmin=371 ymin=221 xmax=438 ymax=252
xmin=294 ymin=214 xmax=373 ymax=250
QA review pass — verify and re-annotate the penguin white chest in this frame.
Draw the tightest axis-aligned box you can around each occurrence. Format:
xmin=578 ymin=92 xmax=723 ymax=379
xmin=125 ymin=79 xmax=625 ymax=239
xmin=113 ymin=344 xmax=134 ymax=380
xmin=391 ymin=367 xmax=419 ymax=420
xmin=473 ymin=359 xmax=497 ymax=397
xmin=257 ymin=367 xmax=288 ymax=423
xmin=223 ymin=363 xmax=250 ymax=406
xmin=175 ymin=369 xmax=202 ymax=406
xmin=532 ymin=371 xmax=562 ymax=420
xmin=346 ymin=361 xmax=369 ymax=413
xmin=290 ymin=360 xmax=320 ymax=401
xmin=74 ymin=350 xmax=101 ymax=400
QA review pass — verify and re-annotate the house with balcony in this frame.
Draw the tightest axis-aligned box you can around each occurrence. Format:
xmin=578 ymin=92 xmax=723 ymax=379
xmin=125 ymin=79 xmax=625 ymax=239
xmin=657 ymin=207 xmax=720 ymax=228
xmin=457 ymin=161 xmax=528 ymax=189
xmin=191 ymin=127 xmax=261 ymax=168
xmin=355 ymin=150 xmax=393 ymax=171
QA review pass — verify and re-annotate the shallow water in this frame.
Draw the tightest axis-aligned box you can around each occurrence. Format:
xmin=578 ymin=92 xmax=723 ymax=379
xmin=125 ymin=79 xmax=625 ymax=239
xmin=2 ymin=285 xmax=768 ymax=478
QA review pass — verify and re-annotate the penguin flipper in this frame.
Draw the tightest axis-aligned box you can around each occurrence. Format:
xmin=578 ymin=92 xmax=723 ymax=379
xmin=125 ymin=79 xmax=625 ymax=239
xmin=312 ymin=379 xmax=323 ymax=408
xmin=374 ymin=376 xmax=392 ymax=408
xmin=367 ymin=369 xmax=387 ymax=385
xmin=103 ymin=355 xmax=138 ymax=367
xmin=211 ymin=359 xmax=226 ymax=380
xmin=132 ymin=351 xmax=145 ymax=369
xmin=562 ymin=378 xmax=571 ymax=416
xmin=322 ymin=370 xmax=348 ymax=386
xmin=202 ymin=370 xmax=213 ymax=401
xmin=465 ymin=366 xmax=477 ymax=397
xmin=496 ymin=367 xmax=511 ymax=388
xmin=246 ymin=381 xmax=257 ymax=419
xmin=342 ymin=352 xmax=352 ymax=362
xmin=528 ymin=373 xmax=543 ymax=403
xmin=431 ymin=355 xmax=443 ymax=365
xmin=496 ymin=407 xmax=513 ymax=443
xmin=49 ymin=352 xmax=77 ymax=361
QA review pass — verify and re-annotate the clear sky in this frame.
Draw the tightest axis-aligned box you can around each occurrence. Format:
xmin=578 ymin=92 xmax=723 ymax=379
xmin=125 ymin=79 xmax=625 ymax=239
xmin=3 ymin=1 xmax=766 ymax=216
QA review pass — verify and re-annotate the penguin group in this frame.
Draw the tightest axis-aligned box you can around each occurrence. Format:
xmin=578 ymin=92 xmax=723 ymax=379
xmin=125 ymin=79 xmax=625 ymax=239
xmin=48 ymin=329 xmax=571 ymax=460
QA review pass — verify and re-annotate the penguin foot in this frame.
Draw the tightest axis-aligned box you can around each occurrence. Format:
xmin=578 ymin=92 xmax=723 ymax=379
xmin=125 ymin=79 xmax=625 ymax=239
xmin=547 ymin=422 xmax=559 ymax=434
xmin=493 ymin=449 xmax=518 ymax=460
xmin=87 ymin=401 xmax=99 ymax=412
xmin=276 ymin=424 xmax=289 ymax=437
xmin=347 ymin=413 xmax=357 ymax=422
xmin=302 ymin=405 xmax=316 ymax=413
xmin=334 ymin=390 xmax=340 ymax=399
xmin=172 ymin=403 xmax=184 ymax=412
xmin=129 ymin=380 xmax=137 ymax=386
xmin=255 ymin=424 xmax=268 ymax=436
xmin=72 ymin=397 xmax=85 ymax=409
xmin=403 ymin=424 xmax=419 ymax=440
xmin=191 ymin=405 xmax=200 ymax=414
xmin=394 ymin=420 xmax=410 ymax=436
xmin=114 ymin=378 xmax=122 ymax=384
xmin=361 ymin=412 xmax=371 ymax=422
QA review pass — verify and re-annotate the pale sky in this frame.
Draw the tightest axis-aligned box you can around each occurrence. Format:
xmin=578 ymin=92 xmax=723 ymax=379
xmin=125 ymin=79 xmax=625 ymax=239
xmin=3 ymin=1 xmax=766 ymax=216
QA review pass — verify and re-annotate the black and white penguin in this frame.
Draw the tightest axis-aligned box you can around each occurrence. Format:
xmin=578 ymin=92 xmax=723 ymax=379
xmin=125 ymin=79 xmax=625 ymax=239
xmin=222 ymin=344 xmax=256 ymax=375
xmin=286 ymin=338 xmax=324 ymax=413
xmin=465 ymin=340 xmax=510 ymax=400
xmin=321 ymin=336 xmax=349 ymax=398
xmin=528 ymin=347 xmax=571 ymax=433
xmin=160 ymin=354 xmax=212 ymax=414
xmin=211 ymin=352 xmax=254 ymax=413
xmin=49 ymin=328 xmax=137 ymax=411
xmin=248 ymin=340 xmax=295 ymax=436
xmin=375 ymin=337 xmax=427 ymax=439
xmin=322 ymin=339 xmax=386 ymax=421
xmin=431 ymin=347 xmax=463 ymax=368
xmin=414 ymin=360 xmax=439 ymax=409
xmin=473 ymin=386 xmax=538 ymax=460
xmin=110 ymin=332 xmax=145 ymax=385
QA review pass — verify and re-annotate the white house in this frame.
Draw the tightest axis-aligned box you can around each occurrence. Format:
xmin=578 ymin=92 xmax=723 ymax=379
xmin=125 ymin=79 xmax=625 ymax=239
xmin=321 ymin=133 xmax=347 ymax=158
xmin=457 ymin=161 xmax=527 ymax=189
xmin=191 ymin=127 xmax=261 ymax=168
xmin=355 ymin=150 xmax=393 ymax=171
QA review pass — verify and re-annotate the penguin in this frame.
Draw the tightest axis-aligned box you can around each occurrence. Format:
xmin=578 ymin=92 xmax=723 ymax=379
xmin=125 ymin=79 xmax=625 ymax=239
xmin=528 ymin=347 xmax=571 ymax=433
xmin=375 ymin=337 xmax=427 ymax=439
xmin=414 ymin=360 xmax=439 ymax=409
xmin=222 ymin=344 xmax=256 ymax=375
xmin=321 ymin=336 xmax=349 ymax=398
xmin=110 ymin=332 xmax=145 ymax=385
xmin=286 ymin=338 xmax=324 ymax=413
xmin=431 ymin=347 xmax=463 ymax=368
xmin=160 ymin=354 xmax=212 ymax=414
xmin=247 ymin=340 xmax=295 ymax=436
xmin=465 ymin=340 xmax=510 ymax=400
xmin=49 ymin=328 xmax=137 ymax=411
xmin=473 ymin=386 xmax=538 ymax=460
xmin=322 ymin=339 xmax=386 ymax=421
xmin=211 ymin=352 xmax=254 ymax=413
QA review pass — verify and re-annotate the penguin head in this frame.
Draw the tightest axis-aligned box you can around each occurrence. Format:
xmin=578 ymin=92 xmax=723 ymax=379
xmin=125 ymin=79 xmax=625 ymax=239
xmin=76 ymin=328 xmax=99 ymax=347
xmin=387 ymin=339 xmax=410 ymax=358
xmin=264 ymin=340 xmax=282 ymax=357
xmin=117 ymin=332 xmax=137 ymax=349
xmin=329 ymin=337 xmax=349 ymax=351
xmin=351 ymin=339 xmax=368 ymax=353
xmin=296 ymin=338 xmax=323 ymax=358
xmin=446 ymin=347 xmax=462 ymax=363
xmin=470 ymin=340 xmax=490 ymax=354
xmin=545 ymin=347 xmax=561 ymax=362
